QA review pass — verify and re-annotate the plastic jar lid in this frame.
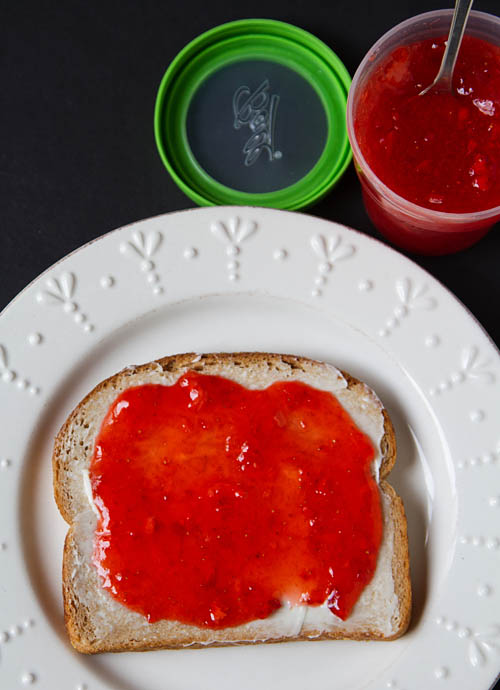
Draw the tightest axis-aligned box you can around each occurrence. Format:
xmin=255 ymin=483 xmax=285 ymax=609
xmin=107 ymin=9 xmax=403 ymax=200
xmin=154 ymin=19 xmax=352 ymax=209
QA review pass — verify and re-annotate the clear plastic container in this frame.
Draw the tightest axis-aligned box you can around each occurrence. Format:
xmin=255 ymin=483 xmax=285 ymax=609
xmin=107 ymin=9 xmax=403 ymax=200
xmin=347 ymin=10 xmax=500 ymax=255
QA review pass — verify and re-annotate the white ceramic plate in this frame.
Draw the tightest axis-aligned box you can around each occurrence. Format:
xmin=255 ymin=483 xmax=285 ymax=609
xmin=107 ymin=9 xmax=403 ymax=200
xmin=1 ymin=206 xmax=499 ymax=690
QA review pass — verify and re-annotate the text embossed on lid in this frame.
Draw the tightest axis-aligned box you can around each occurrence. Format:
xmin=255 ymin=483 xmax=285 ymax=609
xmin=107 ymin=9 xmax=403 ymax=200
xmin=232 ymin=78 xmax=282 ymax=166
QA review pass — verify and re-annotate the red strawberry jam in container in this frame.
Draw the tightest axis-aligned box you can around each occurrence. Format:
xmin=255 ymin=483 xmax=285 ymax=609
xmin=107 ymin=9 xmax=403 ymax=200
xmin=347 ymin=10 xmax=500 ymax=255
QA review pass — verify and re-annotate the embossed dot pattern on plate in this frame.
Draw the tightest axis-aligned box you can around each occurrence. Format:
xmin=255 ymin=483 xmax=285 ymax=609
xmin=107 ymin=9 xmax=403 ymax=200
xmin=379 ymin=278 xmax=436 ymax=337
xmin=120 ymin=231 xmax=164 ymax=296
xmin=429 ymin=346 xmax=494 ymax=396
xmin=36 ymin=272 xmax=95 ymax=332
xmin=310 ymin=234 xmax=354 ymax=297
xmin=211 ymin=217 xmax=257 ymax=281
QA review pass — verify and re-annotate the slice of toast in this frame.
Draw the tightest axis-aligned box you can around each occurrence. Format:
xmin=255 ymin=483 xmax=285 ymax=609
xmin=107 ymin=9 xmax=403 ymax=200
xmin=53 ymin=352 xmax=411 ymax=653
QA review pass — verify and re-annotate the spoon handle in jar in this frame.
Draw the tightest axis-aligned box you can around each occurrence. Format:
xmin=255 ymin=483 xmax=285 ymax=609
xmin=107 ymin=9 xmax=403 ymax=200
xmin=438 ymin=0 xmax=474 ymax=90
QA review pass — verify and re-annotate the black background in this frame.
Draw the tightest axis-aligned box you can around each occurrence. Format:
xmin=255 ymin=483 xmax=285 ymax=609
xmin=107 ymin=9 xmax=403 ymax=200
xmin=2 ymin=0 xmax=500 ymax=353
xmin=2 ymin=2 xmax=499 ymax=687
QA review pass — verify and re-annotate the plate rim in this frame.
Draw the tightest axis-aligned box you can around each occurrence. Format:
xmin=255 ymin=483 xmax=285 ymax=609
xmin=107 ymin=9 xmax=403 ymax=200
xmin=1 ymin=205 xmax=499 ymax=690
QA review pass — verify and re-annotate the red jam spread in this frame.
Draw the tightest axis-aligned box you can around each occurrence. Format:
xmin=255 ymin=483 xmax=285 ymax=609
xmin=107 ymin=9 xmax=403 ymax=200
xmin=355 ymin=36 xmax=500 ymax=213
xmin=90 ymin=371 xmax=382 ymax=629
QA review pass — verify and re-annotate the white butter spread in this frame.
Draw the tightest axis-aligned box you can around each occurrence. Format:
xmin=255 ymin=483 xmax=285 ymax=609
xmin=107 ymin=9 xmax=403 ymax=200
xmin=82 ymin=469 xmax=100 ymax=518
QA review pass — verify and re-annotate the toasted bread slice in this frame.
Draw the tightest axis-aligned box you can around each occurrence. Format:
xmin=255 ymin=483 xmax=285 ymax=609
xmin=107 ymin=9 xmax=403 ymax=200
xmin=53 ymin=353 xmax=411 ymax=653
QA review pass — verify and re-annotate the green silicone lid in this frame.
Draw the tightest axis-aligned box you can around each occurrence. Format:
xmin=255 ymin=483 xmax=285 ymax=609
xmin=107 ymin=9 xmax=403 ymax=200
xmin=154 ymin=19 xmax=352 ymax=210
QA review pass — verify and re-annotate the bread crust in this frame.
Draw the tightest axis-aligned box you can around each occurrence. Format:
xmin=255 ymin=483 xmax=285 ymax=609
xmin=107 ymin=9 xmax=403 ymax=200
xmin=53 ymin=352 xmax=411 ymax=653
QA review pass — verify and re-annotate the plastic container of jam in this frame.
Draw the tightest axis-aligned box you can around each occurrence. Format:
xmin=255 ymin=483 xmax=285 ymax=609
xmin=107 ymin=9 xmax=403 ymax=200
xmin=347 ymin=10 xmax=500 ymax=255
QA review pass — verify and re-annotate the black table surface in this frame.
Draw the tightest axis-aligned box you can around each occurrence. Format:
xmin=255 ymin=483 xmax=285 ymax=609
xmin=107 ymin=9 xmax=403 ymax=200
xmin=2 ymin=1 xmax=499 ymax=688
